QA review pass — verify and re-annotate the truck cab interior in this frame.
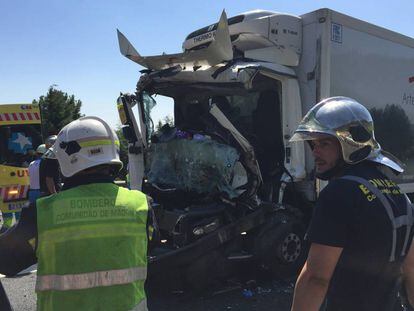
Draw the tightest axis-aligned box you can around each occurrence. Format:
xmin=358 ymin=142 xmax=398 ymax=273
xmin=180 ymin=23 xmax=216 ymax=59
xmin=144 ymin=78 xmax=284 ymax=207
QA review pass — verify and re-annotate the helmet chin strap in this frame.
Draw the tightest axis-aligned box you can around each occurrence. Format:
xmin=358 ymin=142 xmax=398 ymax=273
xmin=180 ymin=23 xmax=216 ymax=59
xmin=315 ymin=159 xmax=348 ymax=181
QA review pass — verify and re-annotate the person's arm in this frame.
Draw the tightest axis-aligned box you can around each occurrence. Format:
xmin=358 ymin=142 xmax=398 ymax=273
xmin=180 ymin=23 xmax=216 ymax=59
xmin=291 ymin=243 xmax=343 ymax=311
xmin=45 ymin=176 xmax=57 ymax=194
xmin=44 ymin=159 xmax=59 ymax=194
xmin=402 ymin=239 xmax=414 ymax=307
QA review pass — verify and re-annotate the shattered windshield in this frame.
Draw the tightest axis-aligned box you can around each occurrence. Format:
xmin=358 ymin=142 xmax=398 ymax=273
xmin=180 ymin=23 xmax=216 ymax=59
xmin=146 ymin=138 xmax=241 ymax=198
xmin=143 ymin=88 xmax=275 ymax=198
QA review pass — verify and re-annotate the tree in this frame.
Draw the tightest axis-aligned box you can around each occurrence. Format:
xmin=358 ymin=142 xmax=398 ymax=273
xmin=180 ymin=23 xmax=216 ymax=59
xmin=33 ymin=86 xmax=83 ymax=138
xmin=155 ymin=115 xmax=174 ymax=132
xmin=370 ymin=104 xmax=414 ymax=160
xmin=117 ymin=115 xmax=174 ymax=180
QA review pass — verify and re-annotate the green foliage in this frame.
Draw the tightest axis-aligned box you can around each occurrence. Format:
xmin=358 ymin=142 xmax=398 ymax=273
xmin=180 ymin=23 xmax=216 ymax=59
xmin=370 ymin=104 xmax=414 ymax=160
xmin=117 ymin=115 xmax=174 ymax=179
xmin=155 ymin=115 xmax=174 ymax=132
xmin=116 ymin=126 xmax=129 ymax=179
xmin=33 ymin=86 xmax=83 ymax=138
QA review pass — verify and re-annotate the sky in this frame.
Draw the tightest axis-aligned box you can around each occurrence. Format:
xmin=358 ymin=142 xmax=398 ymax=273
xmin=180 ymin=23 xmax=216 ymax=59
xmin=1 ymin=0 xmax=413 ymax=129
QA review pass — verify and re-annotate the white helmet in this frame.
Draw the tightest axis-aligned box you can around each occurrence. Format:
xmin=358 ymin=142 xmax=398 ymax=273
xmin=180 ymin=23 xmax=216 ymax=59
xmin=42 ymin=148 xmax=56 ymax=159
xmin=45 ymin=135 xmax=58 ymax=148
xmin=36 ymin=144 xmax=47 ymax=155
xmin=54 ymin=116 xmax=123 ymax=177
xmin=290 ymin=97 xmax=404 ymax=172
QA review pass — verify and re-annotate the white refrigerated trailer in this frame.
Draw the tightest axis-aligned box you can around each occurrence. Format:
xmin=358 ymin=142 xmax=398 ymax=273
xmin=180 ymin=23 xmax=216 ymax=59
xmin=298 ymin=9 xmax=414 ymax=194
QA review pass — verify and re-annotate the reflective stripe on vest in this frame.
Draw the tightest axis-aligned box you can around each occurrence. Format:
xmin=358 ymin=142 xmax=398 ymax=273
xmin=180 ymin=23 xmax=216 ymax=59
xmin=37 ymin=223 xmax=146 ymax=244
xmin=36 ymin=266 xmax=147 ymax=291
xmin=130 ymin=298 xmax=148 ymax=311
xmin=341 ymin=175 xmax=414 ymax=262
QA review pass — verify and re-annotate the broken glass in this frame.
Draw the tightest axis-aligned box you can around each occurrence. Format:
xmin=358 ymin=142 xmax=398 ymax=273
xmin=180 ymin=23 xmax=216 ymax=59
xmin=146 ymin=136 xmax=241 ymax=198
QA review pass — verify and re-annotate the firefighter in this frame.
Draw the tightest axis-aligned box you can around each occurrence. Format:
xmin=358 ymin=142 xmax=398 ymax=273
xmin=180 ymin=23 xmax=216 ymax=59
xmin=290 ymin=97 xmax=414 ymax=311
xmin=35 ymin=116 xmax=149 ymax=310
xmin=39 ymin=135 xmax=61 ymax=196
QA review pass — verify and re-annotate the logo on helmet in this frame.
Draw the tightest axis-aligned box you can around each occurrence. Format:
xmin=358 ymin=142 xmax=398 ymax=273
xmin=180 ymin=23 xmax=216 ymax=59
xmin=88 ymin=147 xmax=103 ymax=156
xmin=60 ymin=141 xmax=81 ymax=156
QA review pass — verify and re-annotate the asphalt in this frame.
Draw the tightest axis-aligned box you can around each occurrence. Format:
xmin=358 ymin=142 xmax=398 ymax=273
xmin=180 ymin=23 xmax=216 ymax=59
xmin=1 ymin=265 xmax=37 ymax=311
xmin=1 ymin=266 xmax=294 ymax=310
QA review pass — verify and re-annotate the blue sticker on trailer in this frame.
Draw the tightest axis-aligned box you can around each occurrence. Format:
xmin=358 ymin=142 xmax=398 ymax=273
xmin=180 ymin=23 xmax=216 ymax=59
xmin=331 ymin=23 xmax=342 ymax=43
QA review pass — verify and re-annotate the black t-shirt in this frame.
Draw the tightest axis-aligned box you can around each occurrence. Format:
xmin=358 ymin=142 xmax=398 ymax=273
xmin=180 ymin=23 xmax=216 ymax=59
xmin=307 ymin=161 xmax=413 ymax=311
xmin=39 ymin=158 xmax=61 ymax=194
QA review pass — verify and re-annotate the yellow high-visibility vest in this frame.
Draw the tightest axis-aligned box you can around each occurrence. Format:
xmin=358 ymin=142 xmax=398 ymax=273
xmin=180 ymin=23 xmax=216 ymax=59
xmin=36 ymin=182 xmax=148 ymax=311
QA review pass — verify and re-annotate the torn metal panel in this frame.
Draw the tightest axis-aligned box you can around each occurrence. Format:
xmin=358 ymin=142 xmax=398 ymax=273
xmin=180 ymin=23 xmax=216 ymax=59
xmin=209 ymin=104 xmax=263 ymax=196
xmin=137 ymin=61 xmax=296 ymax=92
xmin=117 ymin=11 xmax=233 ymax=71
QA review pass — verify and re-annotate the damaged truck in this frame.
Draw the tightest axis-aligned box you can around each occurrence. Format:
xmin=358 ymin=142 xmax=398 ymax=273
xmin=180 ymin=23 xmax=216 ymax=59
xmin=116 ymin=9 xmax=414 ymax=288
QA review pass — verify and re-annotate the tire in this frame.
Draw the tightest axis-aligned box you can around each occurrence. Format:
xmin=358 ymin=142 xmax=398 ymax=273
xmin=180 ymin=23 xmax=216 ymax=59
xmin=254 ymin=211 xmax=308 ymax=279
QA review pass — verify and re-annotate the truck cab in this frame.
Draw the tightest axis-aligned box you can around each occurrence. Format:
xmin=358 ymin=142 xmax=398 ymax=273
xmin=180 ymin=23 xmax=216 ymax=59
xmin=116 ymin=8 xmax=414 ymax=288
xmin=117 ymin=10 xmax=311 ymax=287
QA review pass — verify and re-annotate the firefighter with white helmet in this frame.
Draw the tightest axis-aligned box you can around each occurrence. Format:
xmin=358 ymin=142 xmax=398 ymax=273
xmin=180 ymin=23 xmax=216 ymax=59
xmin=44 ymin=135 xmax=57 ymax=149
xmin=35 ymin=116 xmax=149 ymax=310
xmin=36 ymin=144 xmax=47 ymax=155
xmin=291 ymin=97 xmax=414 ymax=310
xmin=39 ymin=135 xmax=61 ymax=196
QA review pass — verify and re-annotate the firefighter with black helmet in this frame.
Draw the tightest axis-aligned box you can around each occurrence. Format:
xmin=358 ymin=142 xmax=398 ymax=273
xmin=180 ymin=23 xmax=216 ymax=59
xmin=290 ymin=97 xmax=414 ymax=310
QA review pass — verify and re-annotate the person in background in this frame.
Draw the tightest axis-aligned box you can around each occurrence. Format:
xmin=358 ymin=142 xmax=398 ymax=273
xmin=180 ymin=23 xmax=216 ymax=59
xmin=290 ymin=97 xmax=414 ymax=311
xmin=39 ymin=135 xmax=61 ymax=196
xmin=28 ymin=144 xmax=47 ymax=204
xmin=36 ymin=116 xmax=149 ymax=310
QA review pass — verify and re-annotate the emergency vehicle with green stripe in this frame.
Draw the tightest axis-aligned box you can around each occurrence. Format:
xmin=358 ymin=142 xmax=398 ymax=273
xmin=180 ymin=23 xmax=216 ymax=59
xmin=0 ymin=103 xmax=43 ymax=229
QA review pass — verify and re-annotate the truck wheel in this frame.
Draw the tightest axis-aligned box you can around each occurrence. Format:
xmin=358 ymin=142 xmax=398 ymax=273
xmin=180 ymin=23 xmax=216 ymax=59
xmin=254 ymin=213 xmax=308 ymax=279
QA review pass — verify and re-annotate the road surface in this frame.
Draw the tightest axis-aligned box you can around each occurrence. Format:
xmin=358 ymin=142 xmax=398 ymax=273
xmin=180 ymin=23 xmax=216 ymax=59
xmin=1 ymin=266 xmax=294 ymax=310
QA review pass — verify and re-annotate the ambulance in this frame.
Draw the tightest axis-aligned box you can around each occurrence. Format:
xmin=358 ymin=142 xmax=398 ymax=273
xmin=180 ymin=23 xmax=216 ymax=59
xmin=0 ymin=104 xmax=43 ymax=230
